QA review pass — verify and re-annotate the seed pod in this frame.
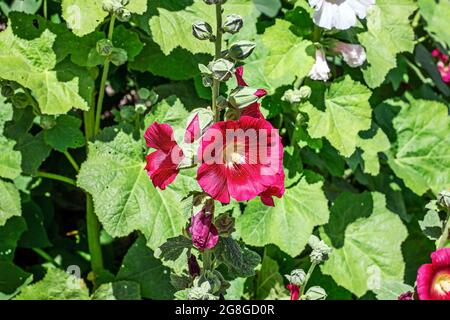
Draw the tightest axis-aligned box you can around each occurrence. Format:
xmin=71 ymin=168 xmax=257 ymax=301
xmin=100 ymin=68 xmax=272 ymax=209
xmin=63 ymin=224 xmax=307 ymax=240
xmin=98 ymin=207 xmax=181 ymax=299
xmin=227 ymin=40 xmax=256 ymax=61
xmin=192 ymin=21 xmax=214 ymax=41
xmin=304 ymin=286 xmax=327 ymax=300
xmin=222 ymin=14 xmax=243 ymax=34
xmin=12 ymin=92 xmax=29 ymax=109
xmin=285 ymin=269 xmax=307 ymax=286
xmin=228 ymin=86 xmax=260 ymax=110
xmin=96 ymin=39 xmax=114 ymax=57
xmin=208 ymin=58 xmax=234 ymax=82
xmin=39 ymin=115 xmax=57 ymax=130
xmin=438 ymin=190 xmax=450 ymax=208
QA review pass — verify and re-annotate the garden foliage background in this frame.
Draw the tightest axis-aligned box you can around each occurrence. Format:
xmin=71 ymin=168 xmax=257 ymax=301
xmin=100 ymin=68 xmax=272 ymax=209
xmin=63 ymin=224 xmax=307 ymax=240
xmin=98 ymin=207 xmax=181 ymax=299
xmin=0 ymin=0 xmax=449 ymax=300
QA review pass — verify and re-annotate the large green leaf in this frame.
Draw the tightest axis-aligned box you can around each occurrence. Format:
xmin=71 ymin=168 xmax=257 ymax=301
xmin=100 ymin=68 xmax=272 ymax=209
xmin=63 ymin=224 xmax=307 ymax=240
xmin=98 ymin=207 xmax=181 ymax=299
xmin=91 ymin=281 xmax=141 ymax=300
xmin=0 ymin=180 xmax=21 ymax=227
xmin=358 ymin=0 xmax=417 ymax=88
xmin=418 ymin=0 xmax=450 ymax=48
xmin=149 ymin=0 xmax=259 ymax=55
xmin=243 ymin=19 xmax=314 ymax=94
xmin=0 ymin=262 xmax=32 ymax=300
xmin=236 ymin=176 xmax=329 ymax=257
xmin=15 ymin=268 xmax=90 ymax=300
xmin=302 ymin=76 xmax=372 ymax=157
xmin=43 ymin=115 xmax=85 ymax=152
xmin=117 ymin=236 xmax=174 ymax=300
xmin=0 ymin=26 xmax=88 ymax=114
xmin=255 ymin=253 xmax=283 ymax=300
xmin=386 ymin=99 xmax=450 ymax=195
xmin=61 ymin=0 xmax=147 ymax=37
xmin=77 ymin=131 xmax=187 ymax=250
xmin=320 ymin=192 xmax=408 ymax=297
xmin=0 ymin=97 xmax=21 ymax=180
xmin=0 ymin=217 xmax=27 ymax=262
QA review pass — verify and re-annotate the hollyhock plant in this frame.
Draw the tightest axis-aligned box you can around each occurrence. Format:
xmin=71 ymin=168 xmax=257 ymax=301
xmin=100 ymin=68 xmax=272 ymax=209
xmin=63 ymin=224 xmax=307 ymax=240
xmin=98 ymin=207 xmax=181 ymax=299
xmin=144 ymin=122 xmax=184 ymax=190
xmin=308 ymin=0 xmax=375 ymax=30
xmin=333 ymin=41 xmax=367 ymax=67
xmin=189 ymin=209 xmax=219 ymax=251
xmin=416 ymin=248 xmax=450 ymax=300
xmin=197 ymin=116 xmax=284 ymax=205
xmin=309 ymin=49 xmax=331 ymax=81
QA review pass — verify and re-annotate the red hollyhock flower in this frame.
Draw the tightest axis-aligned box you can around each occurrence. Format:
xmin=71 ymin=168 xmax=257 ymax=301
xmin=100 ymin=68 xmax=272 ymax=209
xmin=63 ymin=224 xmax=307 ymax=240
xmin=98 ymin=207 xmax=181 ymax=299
xmin=417 ymin=248 xmax=450 ymax=300
xmin=144 ymin=122 xmax=184 ymax=190
xmin=234 ymin=66 xmax=267 ymax=119
xmin=286 ymin=283 xmax=300 ymax=300
xmin=189 ymin=209 xmax=219 ymax=251
xmin=184 ymin=114 xmax=201 ymax=143
xmin=197 ymin=116 xmax=284 ymax=205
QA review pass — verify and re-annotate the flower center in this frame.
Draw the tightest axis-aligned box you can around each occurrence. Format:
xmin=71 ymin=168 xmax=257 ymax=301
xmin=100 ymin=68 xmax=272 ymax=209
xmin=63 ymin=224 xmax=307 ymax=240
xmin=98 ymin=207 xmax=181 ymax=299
xmin=432 ymin=269 xmax=450 ymax=296
xmin=223 ymin=142 xmax=245 ymax=167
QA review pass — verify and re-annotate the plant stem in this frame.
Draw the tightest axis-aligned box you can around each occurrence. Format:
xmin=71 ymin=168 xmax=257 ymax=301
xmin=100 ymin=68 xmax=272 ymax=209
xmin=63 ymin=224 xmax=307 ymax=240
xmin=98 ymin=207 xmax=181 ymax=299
xmin=211 ymin=4 xmax=223 ymax=122
xmin=37 ymin=171 xmax=77 ymax=186
xmin=43 ymin=0 xmax=47 ymax=20
xmin=94 ymin=15 xmax=116 ymax=135
xmin=33 ymin=248 xmax=60 ymax=267
xmin=299 ymin=262 xmax=318 ymax=297
xmin=86 ymin=195 xmax=104 ymax=276
xmin=63 ymin=150 xmax=80 ymax=172
xmin=202 ymin=250 xmax=213 ymax=272
xmin=437 ymin=209 xmax=450 ymax=250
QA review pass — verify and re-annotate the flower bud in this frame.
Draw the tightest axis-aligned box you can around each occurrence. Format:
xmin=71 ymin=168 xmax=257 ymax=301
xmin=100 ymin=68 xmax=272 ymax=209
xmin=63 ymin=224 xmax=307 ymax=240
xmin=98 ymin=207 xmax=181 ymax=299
xmin=203 ymin=0 xmax=227 ymax=4
xmin=12 ymin=92 xmax=29 ymax=109
xmin=1 ymin=84 xmax=14 ymax=98
xmin=309 ymin=235 xmax=332 ymax=264
xmin=229 ymin=86 xmax=261 ymax=110
xmin=216 ymin=96 xmax=229 ymax=110
xmin=333 ymin=41 xmax=366 ymax=68
xmin=102 ymin=0 xmax=121 ymax=13
xmin=96 ymin=39 xmax=114 ymax=57
xmin=110 ymin=48 xmax=128 ymax=66
xmin=208 ymin=59 xmax=235 ymax=82
xmin=184 ymin=108 xmax=214 ymax=143
xmin=227 ymin=40 xmax=256 ymax=61
xmin=39 ymin=115 xmax=57 ymax=130
xmin=116 ymin=7 xmax=131 ymax=22
xmin=188 ymin=254 xmax=201 ymax=278
xmin=282 ymin=86 xmax=311 ymax=104
xmin=215 ymin=213 xmax=235 ymax=236
xmin=222 ymin=14 xmax=243 ymax=34
xmin=304 ymin=286 xmax=327 ymax=300
xmin=135 ymin=103 xmax=147 ymax=114
xmin=285 ymin=269 xmax=307 ymax=286
xmin=438 ymin=190 xmax=450 ymax=208
xmin=192 ymin=21 xmax=214 ymax=41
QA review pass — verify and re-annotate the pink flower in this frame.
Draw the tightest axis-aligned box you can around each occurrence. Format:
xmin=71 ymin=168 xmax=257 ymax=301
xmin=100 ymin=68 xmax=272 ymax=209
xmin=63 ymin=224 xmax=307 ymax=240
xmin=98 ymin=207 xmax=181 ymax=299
xmin=144 ymin=122 xmax=184 ymax=190
xmin=196 ymin=116 xmax=284 ymax=205
xmin=185 ymin=114 xmax=201 ymax=143
xmin=333 ymin=41 xmax=366 ymax=67
xmin=437 ymin=61 xmax=450 ymax=83
xmin=188 ymin=254 xmax=201 ymax=277
xmin=286 ymin=284 xmax=300 ymax=300
xmin=234 ymin=66 xmax=267 ymax=119
xmin=189 ymin=209 xmax=219 ymax=251
xmin=417 ymin=248 xmax=450 ymax=300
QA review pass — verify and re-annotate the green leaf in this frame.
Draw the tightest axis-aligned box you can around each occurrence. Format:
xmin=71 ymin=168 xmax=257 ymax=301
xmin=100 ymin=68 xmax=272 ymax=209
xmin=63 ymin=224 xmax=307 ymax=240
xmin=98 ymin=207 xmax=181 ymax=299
xmin=43 ymin=115 xmax=85 ymax=152
xmin=253 ymin=0 xmax=281 ymax=17
xmin=144 ymin=96 xmax=190 ymax=128
xmin=302 ymin=76 xmax=372 ymax=157
xmin=0 ymin=137 xmax=22 ymax=180
xmin=255 ymin=253 xmax=283 ymax=300
xmin=244 ymin=19 xmax=314 ymax=94
xmin=15 ymin=132 xmax=51 ymax=176
xmin=15 ymin=268 xmax=90 ymax=300
xmin=419 ymin=208 xmax=443 ymax=241
xmin=77 ymin=131 xmax=187 ymax=250
xmin=0 ymin=179 xmax=21 ymax=227
xmin=418 ymin=0 xmax=450 ymax=48
xmin=61 ymin=0 xmax=107 ymax=37
xmin=117 ymin=236 xmax=174 ymax=300
xmin=92 ymin=281 xmax=141 ymax=300
xmin=18 ymin=200 xmax=51 ymax=249
xmin=386 ymin=99 xmax=450 ymax=195
xmin=0 ymin=26 xmax=88 ymax=114
xmin=0 ymin=0 xmax=42 ymax=15
xmin=236 ymin=176 xmax=329 ymax=257
xmin=158 ymin=236 xmax=192 ymax=262
xmin=320 ymin=192 xmax=408 ymax=297
xmin=112 ymin=25 xmax=144 ymax=62
xmin=0 ymin=262 xmax=32 ymax=300
xmin=149 ymin=0 xmax=259 ymax=55
xmin=224 ymin=277 xmax=246 ymax=300
xmin=358 ymin=0 xmax=417 ymax=88
xmin=373 ymin=279 xmax=414 ymax=300
xmin=0 ymin=216 xmax=27 ymax=261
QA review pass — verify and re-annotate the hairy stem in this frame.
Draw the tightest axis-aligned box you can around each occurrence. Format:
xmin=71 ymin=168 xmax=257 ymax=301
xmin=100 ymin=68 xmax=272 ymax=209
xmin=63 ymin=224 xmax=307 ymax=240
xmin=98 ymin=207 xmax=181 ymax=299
xmin=299 ymin=262 xmax=318 ymax=297
xmin=202 ymin=250 xmax=213 ymax=272
xmin=63 ymin=150 xmax=80 ymax=172
xmin=86 ymin=195 xmax=104 ymax=277
xmin=211 ymin=4 xmax=223 ymax=122
xmin=37 ymin=171 xmax=77 ymax=186
xmin=94 ymin=15 xmax=116 ymax=135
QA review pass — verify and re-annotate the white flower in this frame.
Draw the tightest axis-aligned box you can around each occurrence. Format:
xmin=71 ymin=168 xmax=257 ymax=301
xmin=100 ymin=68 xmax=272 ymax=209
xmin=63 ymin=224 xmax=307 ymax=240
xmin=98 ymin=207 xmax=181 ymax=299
xmin=309 ymin=49 xmax=330 ymax=81
xmin=308 ymin=0 xmax=375 ymax=30
xmin=333 ymin=42 xmax=367 ymax=67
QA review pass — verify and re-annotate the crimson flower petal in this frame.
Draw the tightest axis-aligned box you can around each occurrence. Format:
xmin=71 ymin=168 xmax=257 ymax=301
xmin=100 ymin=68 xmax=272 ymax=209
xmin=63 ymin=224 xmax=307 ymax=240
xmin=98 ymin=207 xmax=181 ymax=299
xmin=184 ymin=113 xmax=201 ymax=143
xmin=189 ymin=210 xmax=219 ymax=251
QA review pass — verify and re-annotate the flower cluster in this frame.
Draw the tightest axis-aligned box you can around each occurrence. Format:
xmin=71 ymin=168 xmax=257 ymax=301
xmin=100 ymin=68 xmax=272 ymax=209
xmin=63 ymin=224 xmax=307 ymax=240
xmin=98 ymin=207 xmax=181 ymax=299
xmin=432 ymin=48 xmax=450 ymax=83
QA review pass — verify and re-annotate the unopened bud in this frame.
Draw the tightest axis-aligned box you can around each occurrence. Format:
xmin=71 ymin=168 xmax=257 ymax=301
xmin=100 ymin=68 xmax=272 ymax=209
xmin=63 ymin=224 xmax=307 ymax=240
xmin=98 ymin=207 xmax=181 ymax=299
xmin=438 ymin=190 xmax=450 ymax=208
xmin=229 ymin=86 xmax=260 ymax=109
xmin=102 ymin=0 xmax=121 ymax=13
xmin=285 ymin=269 xmax=306 ymax=286
xmin=39 ymin=115 xmax=57 ymax=129
xmin=304 ymin=286 xmax=327 ymax=300
xmin=116 ymin=7 xmax=131 ymax=22
xmin=223 ymin=14 xmax=243 ymax=34
xmin=192 ymin=21 xmax=214 ymax=41
xmin=309 ymin=235 xmax=332 ymax=264
xmin=282 ymin=86 xmax=311 ymax=104
xmin=96 ymin=39 xmax=114 ymax=56
xmin=227 ymin=40 xmax=256 ymax=61
xmin=209 ymin=59 xmax=234 ymax=82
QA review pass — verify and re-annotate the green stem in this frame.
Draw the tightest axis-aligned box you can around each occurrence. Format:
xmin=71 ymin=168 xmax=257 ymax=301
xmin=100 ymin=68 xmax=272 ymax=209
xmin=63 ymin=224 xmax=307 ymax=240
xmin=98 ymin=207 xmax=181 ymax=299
xmin=202 ymin=250 xmax=213 ymax=272
xmin=211 ymin=4 xmax=223 ymax=122
xmin=437 ymin=209 xmax=450 ymax=250
xmin=37 ymin=171 xmax=77 ymax=186
xmin=63 ymin=150 xmax=80 ymax=172
xmin=94 ymin=15 xmax=116 ymax=135
xmin=299 ymin=262 xmax=318 ymax=297
xmin=43 ymin=0 xmax=48 ymax=20
xmin=33 ymin=248 xmax=59 ymax=267
xmin=86 ymin=195 xmax=104 ymax=277
xmin=312 ymin=25 xmax=322 ymax=43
